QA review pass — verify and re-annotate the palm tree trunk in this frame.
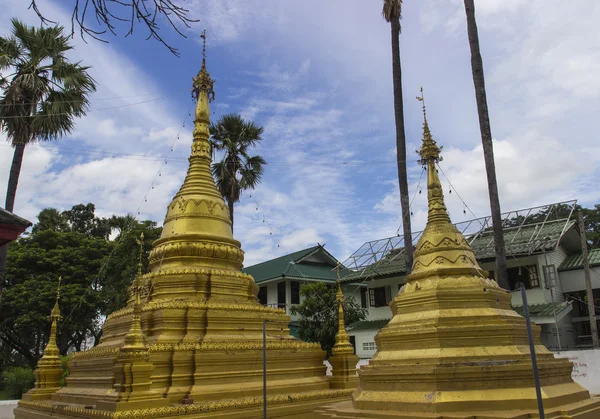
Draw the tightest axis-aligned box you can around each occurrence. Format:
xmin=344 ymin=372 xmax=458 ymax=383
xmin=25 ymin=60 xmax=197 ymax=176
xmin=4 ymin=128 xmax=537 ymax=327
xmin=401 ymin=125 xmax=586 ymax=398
xmin=0 ymin=143 xmax=26 ymax=302
xmin=228 ymin=198 xmax=234 ymax=233
xmin=464 ymin=0 xmax=509 ymax=290
xmin=390 ymin=16 xmax=414 ymax=273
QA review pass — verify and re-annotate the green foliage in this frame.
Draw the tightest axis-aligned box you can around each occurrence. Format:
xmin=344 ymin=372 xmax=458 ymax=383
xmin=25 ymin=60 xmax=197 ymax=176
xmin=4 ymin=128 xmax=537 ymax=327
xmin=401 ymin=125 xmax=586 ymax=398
xmin=0 ymin=19 xmax=96 ymax=147
xmin=0 ymin=204 xmax=161 ymax=370
xmin=209 ymin=114 xmax=266 ymax=227
xmin=290 ymin=282 xmax=367 ymax=356
xmin=581 ymin=204 xmax=600 ymax=248
xmin=1 ymin=366 xmax=34 ymax=399
xmin=60 ymin=354 xmax=73 ymax=387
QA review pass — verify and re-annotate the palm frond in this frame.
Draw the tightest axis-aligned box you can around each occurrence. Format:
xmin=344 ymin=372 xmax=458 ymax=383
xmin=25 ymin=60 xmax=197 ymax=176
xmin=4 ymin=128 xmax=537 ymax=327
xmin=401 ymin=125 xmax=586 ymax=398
xmin=382 ymin=0 xmax=403 ymax=22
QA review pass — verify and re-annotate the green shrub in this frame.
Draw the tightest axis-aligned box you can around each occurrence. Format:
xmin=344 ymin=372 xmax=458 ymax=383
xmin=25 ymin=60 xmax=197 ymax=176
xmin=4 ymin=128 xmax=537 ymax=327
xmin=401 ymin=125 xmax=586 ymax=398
xmin=1 ymin=366 xmax=35 ymax=399
xmin=60 ymin=354 xmax=73 ymax=387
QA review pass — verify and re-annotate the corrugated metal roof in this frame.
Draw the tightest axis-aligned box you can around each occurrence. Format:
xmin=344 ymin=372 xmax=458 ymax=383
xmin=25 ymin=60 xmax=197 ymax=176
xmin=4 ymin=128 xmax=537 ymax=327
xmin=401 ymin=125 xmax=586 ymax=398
xmin=558 ymin=248 xmax=600 ymax=271
xmin=243 ymin=245 xmax=350 ymax=283
xmin=344 ymin=220 xmax=577 ymax=282
xmin=347 ymin=319 xmax=391 ymax=332
xmin=512 ymin=302 xmax=572 ymax=317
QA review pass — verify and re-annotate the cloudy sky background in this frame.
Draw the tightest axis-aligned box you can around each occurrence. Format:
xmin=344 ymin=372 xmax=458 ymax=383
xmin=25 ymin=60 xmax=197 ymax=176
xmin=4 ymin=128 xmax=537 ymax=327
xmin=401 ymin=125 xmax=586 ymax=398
xmin=0 ymin=0 xmax=598 ymax=266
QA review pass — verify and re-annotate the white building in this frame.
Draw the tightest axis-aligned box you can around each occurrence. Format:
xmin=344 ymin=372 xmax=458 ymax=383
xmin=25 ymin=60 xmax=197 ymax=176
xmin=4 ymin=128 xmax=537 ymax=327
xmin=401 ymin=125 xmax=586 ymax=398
xmin=243 ymin=244 xmax=366 ymax=338
xmin=343 ymin=201 xmax=596 ymax=358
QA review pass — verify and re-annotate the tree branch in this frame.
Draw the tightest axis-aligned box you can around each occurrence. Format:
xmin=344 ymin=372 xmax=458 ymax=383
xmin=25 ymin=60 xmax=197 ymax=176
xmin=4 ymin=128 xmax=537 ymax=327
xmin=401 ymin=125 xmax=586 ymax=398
xmin=28 ymin=0 xmax=199 ymax=57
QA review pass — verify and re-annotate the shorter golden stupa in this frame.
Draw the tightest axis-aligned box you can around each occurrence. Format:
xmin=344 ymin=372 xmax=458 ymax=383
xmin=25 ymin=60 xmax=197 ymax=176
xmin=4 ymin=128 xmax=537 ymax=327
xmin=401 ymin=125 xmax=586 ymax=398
xmin=328 ymin=265 xmax=360 ymax=390
xmin=317 ymin=90 xmax=600 ymax=418
xmin=22 ymin=278 xmax=64 ymax=401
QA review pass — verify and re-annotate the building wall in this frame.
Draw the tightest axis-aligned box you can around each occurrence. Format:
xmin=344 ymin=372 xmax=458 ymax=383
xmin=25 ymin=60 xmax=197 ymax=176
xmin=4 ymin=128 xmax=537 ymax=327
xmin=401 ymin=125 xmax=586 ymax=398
xmin=363 ymin=276 xmax=402 ymax=321
xmin=258 ymin=279 xmax=364 ymax=322
xmin=350 ymin=329 xmax=378 ymax=359
xmin=560 ymin=266 xmax=600 ymax=293
xmin=540 ymin=313 xmax=577 ymax=351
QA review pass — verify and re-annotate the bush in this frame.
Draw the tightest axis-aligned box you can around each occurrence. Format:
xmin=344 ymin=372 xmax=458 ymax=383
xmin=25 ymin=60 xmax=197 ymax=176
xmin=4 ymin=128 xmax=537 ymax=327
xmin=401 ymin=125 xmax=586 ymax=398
xmin=1 ymin=366 xmax=35 ymax=399
xmin=60 ymin=354 xmax=73 ymax=387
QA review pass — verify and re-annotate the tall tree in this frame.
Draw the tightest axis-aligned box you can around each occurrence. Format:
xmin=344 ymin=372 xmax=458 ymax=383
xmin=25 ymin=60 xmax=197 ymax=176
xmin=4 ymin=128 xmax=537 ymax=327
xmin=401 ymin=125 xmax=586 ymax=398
xmin=209 ymin=114 xmax=266 ymax=231
xmin=0 ymin=20 xmax=96 ymax=299
xmin=463 ymin=0 xmax=509 ymax=289
xmin=0 ymin=205 xmax=161 ymax=369
xmin=382 ymin=0 xmax=414 ymax=273
xmin=290 ymin=282 xmax=367 ymax=356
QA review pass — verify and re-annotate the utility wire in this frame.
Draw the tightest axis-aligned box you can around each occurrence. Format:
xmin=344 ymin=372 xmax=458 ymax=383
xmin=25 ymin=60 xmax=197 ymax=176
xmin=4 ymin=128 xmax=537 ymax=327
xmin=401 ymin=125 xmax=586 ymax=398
xmin=0 ymin=97 xmax=163 ymax=118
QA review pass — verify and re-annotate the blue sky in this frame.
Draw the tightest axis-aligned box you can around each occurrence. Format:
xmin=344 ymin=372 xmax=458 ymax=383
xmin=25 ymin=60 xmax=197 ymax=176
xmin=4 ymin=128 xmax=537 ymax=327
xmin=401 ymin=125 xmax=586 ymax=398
xmin=1 ymin=0 xmax=599 ymax=266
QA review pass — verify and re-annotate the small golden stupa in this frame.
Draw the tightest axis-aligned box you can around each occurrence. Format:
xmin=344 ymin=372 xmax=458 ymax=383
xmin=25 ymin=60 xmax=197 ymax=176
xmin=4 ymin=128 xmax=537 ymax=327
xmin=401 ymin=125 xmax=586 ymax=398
xmin=22 ymin=278 xmax=64 ymax=401
xmin=15 ymin=33 xmax=351 ymax=419
xmin=317 ymin=90 xmax=600 ymax=418
xmin=328 ymin=265 xmax=360 ymax=390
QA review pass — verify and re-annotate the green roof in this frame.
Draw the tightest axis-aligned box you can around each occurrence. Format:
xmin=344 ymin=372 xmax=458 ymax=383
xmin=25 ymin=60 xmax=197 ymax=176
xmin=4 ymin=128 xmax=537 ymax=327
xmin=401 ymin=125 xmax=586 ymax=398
xmin=468 ymin=220 xmax=576 ymax=260
xmin=243 ymin=245 xmax=350 ymax=283
xmin=344 ymin=220 xmax=577 ymax=282
xmin=558 ymin=248 xmax=600 ymax=271
xmin=347 ymin=319 xmax=391 ymax=332
xmin=512 ymin=302 xmax=572 ymax=317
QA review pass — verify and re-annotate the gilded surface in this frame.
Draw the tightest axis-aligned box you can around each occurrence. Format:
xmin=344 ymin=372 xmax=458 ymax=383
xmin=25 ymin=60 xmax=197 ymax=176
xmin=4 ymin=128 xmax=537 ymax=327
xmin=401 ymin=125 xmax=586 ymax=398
xmin=16 ymin=41 xmax=350 ymax=419
xmin=319 ymin=90 xmax=600 ymax=418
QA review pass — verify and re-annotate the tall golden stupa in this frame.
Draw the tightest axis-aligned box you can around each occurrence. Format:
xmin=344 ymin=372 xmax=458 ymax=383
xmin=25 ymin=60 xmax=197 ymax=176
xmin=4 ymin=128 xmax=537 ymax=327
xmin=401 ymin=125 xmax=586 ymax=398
xmin=317 ymin=92 xmax=600 ymax=418
xmin=15 ymin=37 xmax=352 ymax=419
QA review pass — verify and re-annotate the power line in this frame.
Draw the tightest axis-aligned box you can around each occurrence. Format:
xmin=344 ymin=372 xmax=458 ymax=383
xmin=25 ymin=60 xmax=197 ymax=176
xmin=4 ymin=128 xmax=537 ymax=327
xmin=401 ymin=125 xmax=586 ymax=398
xmin=0 ymin=93 xmax=161 ymax=108
xmin=59 ymin=106 xmax=193 ymax=328
xmin=0 ymin=97 xmax=164 ymax=119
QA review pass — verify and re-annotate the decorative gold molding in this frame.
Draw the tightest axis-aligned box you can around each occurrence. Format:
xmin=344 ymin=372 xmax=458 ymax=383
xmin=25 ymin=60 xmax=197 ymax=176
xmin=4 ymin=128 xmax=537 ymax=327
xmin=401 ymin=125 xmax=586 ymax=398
xmin=149 ymin=340 xmax=321 ymax=353
xmin=107 ymin=299 xmax=284 ymax=322
xmin=19 ymin=389 xmax=353 ymax=419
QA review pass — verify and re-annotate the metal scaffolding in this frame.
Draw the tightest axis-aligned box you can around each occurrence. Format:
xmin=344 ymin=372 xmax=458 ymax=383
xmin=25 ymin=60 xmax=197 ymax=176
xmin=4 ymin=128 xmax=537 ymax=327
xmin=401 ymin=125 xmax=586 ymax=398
xmin=342 ymin=200 xmax=578 ymax=281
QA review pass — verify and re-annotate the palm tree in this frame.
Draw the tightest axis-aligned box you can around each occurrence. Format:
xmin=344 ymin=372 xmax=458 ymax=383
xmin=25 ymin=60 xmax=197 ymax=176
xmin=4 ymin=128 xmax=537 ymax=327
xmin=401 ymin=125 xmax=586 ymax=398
xmin=463 ymin=0 xmax=509 ymax=290
xmin=0 ymin=19 xmax=96 ymax=299
xmin=382 ymin=0 xmax=413 ymax=273
xmin=209 ymin=114 xmax=266 ymax=232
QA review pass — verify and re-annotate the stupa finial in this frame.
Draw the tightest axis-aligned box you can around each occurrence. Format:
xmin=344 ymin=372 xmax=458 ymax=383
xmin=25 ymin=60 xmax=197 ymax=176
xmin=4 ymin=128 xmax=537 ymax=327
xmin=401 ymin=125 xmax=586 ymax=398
xmin=415 ymin=88 xmax=450 ymax=225
xmin=332 ymin=264 xmax=353 ymax=355
xmin=201 ymin=28 xmax=207 ymax=63
xmin=192 ymin=29 xmax=215 ymax=104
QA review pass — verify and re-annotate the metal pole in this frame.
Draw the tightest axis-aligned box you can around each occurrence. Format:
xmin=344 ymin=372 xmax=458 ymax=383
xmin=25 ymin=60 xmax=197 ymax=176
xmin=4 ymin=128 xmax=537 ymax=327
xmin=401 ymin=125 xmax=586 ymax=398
xmin=578 ymin=212 xmax=599 ymax=349
xmin=543 ymin=250 xmax=561 ymax=351
xmin=263 ymin=319 xmax=267 ymax=419
xmin=521 ymin=282 xmax=545 ymax=419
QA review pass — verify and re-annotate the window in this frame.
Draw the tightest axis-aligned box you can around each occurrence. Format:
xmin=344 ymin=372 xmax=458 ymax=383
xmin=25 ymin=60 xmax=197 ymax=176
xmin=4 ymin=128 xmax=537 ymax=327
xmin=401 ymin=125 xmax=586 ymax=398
xmin=258 ymin=286 xmax=267 ymax=305
xmin=543 ymin=265 xmax=557 ymax=289
xmin=529 ymin=265 xmax=540 ymax=288
xmin=277 ymin=281 xmax=286 ymax=309
xmin=291 ymin=281 xmax=300 ymax=305
xmin=369 ymin=287 xmax=387 ymax=307
xmin=360 ymin=288 xmax=368 ymax=308
xmin=507 ymin=265 xmax=540 ymax=290
xmin=362 ymin=342 xmax=376 ymax=351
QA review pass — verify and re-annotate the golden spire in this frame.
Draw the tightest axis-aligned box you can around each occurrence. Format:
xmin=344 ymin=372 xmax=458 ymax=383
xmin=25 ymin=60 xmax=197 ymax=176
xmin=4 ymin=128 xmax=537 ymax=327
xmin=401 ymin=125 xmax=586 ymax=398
xmin=43 ymin=277 xmax=61 ymax=359
xmin=121 ymin=234 xmax=147 ymax=354
xmin=416 ymin=87 xmax=449 ymax=225
xmin=148 ymin=28 xmax=243 ymax=273
xmin=332 ymin=264 xmax=354 ymax=355
xmin=409 ymin=87 xmax=484 ymax=280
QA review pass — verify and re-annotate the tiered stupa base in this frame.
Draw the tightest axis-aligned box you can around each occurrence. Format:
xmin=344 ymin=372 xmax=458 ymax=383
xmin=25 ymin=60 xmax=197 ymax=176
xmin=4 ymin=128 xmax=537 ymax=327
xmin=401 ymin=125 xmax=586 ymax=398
xmin=16 ymin=297 xmax=352 ymax=418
